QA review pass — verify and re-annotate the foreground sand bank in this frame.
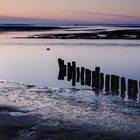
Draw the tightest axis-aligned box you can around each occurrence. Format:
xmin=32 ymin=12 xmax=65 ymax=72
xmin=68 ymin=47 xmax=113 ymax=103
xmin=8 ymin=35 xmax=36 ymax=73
xmin=0 ymin=80 xmax=140 ymax=140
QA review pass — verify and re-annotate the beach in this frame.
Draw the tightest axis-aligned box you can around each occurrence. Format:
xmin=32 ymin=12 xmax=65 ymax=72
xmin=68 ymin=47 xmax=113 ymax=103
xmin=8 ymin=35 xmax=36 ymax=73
xmin=0 ymin=80 xmax=140 ymax=140
xmin=0 ymin=25 xmax=140 ymax=140
xmin=1 ymin=0 xmax=140 ymax=139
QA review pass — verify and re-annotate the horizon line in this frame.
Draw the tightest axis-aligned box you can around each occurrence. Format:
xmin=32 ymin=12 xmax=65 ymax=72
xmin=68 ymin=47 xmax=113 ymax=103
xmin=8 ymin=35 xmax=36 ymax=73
xmin=0 ymin=15 xmax=140 ymax=25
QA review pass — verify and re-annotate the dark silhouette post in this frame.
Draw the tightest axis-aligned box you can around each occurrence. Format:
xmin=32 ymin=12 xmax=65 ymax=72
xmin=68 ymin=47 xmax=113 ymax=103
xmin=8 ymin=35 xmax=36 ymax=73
xmin=67 ymin=62 xmax=72 ymax=81
xmin=132 ymin=80 xmax=138 ymax=99
xmin=121 ymin=77 xmax=126 ymax=98
xmin=95 ymin=67 xmax=100 ymax=91
xmin=115 ymin=76 xmax=120 ymax=93
xmin=111 ymin=75 xmax=116 ymax=92
xmin=85 ymin=69 xmax=89 ymax=86
xmin=72 ymin=61 xmax=76 ymax=86
xmin=105 ymin=74 xmax=110 ymax=92
xmin=58 ymin=58 xmax=62 ymax=68
xmin=77 ymin=67 xmax=80 ymax=82
xmin=58 ymin=58 xmax=66 ymax=80
xmin=85 ymin=69 xmax=91 ymax=86
xmin=81 ymin=67 xmax=85 ymax=85
xmin=92 ymin=71 xmax=95 ymax=88
xmin=100 ymin=73 xmax=104 ymax=90
xmin=128 ymin=79 xmax=133 ymax=98
xmin=87 ymin=70 xmax=92 ymax=86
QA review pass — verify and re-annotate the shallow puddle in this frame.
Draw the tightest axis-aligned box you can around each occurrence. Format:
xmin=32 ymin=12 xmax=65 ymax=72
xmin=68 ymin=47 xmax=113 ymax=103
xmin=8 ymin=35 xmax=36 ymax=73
xmin=9 ymin=111 xmax=27 ymax=117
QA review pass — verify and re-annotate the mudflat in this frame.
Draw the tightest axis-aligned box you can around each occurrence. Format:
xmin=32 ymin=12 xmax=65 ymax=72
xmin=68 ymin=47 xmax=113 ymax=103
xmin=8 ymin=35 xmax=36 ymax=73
xmin=0 ymin=81 xmax=140 ymax=140
xmin=25 ymin=29 xmax=140 ymax=39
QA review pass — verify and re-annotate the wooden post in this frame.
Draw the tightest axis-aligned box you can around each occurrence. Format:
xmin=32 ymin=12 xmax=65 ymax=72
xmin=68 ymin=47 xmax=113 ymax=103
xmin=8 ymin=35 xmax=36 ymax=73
xmin=121 ymin=77 xmax=126 ymax=98
xmin=128 ymin=79 xmax=133 ymax=98
xmin=72 ymin=61 xmax=76 ymax=86
xmin=100 ymin=73 xmax=104 ymax=90
xmin=67 ymin=62 xmax=72 ymax=81
xmin=58 ymin=58 xmax=66 ymax=75
xmin=58 ymin=58 xmax=62 ymax=68
xmin=132 ymin=80 xmax=138 ymax=99
xmin=95 ymin=67 xmax=100 ymax=91
xmin=92 ymin=71 xmax=95 ymax=88
xmin=111 ymin=75 xmax=116 ymax=92
xmin=85 ymin=69 xmax=91 ymax=86
xmin=81 ymin=67 xmax=85 ymax=85
xmin=85 ymin=69 xmax=89 ymax=86
xmin=58 ymin=58 xmax=66 ymax=80
xmin=58 ymin=70 xmax=64 ymax=80
xmin=115 ymin=76 xmax=120 ymax=93
xmin=77 ymin=67 xmax=80 ymax=82
xmin=87 ymin=70 xmax=91 ymax=86
xmin=63 ymin=65 xmax=66 ymax=77
xmin=105 ymin=74 xmax=110 ymax=92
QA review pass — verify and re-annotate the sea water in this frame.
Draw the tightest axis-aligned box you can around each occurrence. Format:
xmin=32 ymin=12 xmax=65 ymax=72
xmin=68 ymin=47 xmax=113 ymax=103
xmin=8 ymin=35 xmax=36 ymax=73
xmin=0 ymin=26 xmax=140 ymax=88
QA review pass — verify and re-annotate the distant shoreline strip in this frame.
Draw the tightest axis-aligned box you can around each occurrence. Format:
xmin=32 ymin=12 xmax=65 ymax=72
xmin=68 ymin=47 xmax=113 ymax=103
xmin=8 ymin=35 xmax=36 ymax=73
xmin=23 ymin=29 xmax=140 ymax=40
xmin=0 ymin=26 xmax=64 ymax=31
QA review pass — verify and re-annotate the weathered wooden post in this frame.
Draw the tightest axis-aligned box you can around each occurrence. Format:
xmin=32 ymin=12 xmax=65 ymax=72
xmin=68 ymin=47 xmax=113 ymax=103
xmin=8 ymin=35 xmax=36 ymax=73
xmin=81 ymin=67 xmax=85 ymax=85
xmin=77 ymin=67 xmax=80 ymax=82
xmin=85 ymin=69 xmax=91 ymax=86
xmin=67 ymin=62 xmax=72 ymax=81
xmin=85 ymin=69 xmax=89 ymax=86
xmin=121 ymin=77 xmax=126 ymax=98
xmin=105 ymin=74 xmax=110 ymax=92
xmin=128 ymin=79 xmax=133 ymax=98
xmin=92 ymin=71 xmax=95 ymax=88
xmin=58 ymin=71 xmax=64 ymax=80
xmin=58 ymin=58 xmax=66 ymax=80
xmin=138 ymin=82 xmax=140 ymax=90
xmin=111 ymin=75 xmax=116 ymax=92
xmin=95 ymin=67 xmax=100 ymax=91
xmin=87 ymin=70 xmax=91 ymax=86
xmin=72 ymin=61 xmax=76 ymax=86
xmin=58 ymin=58 xmax=62 ymax=68
xmin=100 ymin=73 xmax=104 ymax=90
xmin=64 ymin=65 xmax=66 ymax=77
xmin=58 ymin=58 xmax=66 ymax=76
xmin=132 ymin=80 xmax=138 ymax=99
xmin=115 ymin=76 xmax=120 ymax=93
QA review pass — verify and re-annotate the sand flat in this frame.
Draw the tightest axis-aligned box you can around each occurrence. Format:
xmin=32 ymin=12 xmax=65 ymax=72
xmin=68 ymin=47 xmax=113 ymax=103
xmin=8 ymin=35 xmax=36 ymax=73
xmin=0 ymin=80 xmax=140 ymax=139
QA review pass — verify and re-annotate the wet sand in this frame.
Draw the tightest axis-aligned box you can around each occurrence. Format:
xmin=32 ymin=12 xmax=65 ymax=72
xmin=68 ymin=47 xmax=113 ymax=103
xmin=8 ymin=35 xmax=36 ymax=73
xmin=0 ymin=80 xmax=140 ymax=140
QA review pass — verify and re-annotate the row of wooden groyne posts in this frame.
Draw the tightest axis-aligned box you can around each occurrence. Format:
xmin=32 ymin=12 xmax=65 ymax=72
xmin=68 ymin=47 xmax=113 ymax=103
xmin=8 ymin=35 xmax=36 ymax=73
xmin=58 ymin=58 xmax=139 ymax=99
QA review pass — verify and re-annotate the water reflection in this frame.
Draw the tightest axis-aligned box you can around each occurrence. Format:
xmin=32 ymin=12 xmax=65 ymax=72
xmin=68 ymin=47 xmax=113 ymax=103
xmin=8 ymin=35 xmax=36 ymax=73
xmin=0 ymin=37 xmax=140 ymax=88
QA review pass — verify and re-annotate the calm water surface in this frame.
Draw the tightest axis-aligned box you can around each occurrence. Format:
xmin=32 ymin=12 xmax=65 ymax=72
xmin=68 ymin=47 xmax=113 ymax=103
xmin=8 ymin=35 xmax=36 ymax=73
xmin=0 ymin=29 xmax=140 ymax=88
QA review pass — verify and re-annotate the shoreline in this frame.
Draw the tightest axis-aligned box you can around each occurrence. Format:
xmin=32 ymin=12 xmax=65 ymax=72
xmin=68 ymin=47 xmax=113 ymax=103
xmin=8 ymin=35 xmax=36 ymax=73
xmin=0 ymin=25 xmax=140 ymax=40
xmin=0 ymin=26 xmax=65 ymax=32
xmin=0 ymin=80 xmax=140 ymax=139
xmin=22 ymin=29 xmax=140 ymax=40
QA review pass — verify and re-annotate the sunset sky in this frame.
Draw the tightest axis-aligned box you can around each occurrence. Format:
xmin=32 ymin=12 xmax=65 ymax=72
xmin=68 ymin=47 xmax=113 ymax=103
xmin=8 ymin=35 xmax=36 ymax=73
xmin=0 ymin=0 xmax=140 ymax=24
